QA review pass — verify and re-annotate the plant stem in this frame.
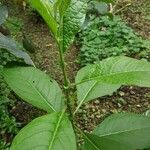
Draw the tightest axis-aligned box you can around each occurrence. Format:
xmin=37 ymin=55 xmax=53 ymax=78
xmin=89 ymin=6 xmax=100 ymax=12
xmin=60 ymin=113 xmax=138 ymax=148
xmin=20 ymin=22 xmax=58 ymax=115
xmin=57 ymin=16 xmax=80 ymax=149
xmin=58 ymin=17 xmax=73 ymax=120
xmin=58 ymin=43 xmax=73 ymax=118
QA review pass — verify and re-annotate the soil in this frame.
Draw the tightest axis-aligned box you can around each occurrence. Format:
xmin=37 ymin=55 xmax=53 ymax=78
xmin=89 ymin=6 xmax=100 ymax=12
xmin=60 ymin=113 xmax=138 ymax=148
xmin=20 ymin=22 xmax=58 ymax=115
xmin=1 ymin=0 xmax=150 ymax=146
xmin=115 ymin=0 xmax=150 ymax=39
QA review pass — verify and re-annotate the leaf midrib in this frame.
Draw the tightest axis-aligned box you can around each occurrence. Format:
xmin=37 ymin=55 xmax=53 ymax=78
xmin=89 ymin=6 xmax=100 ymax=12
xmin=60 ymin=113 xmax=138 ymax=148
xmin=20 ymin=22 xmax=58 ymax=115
xmin=96 ymin=126 xmax=150 ymax=138
xmin=80 ymin=70 xmax=150 ymax=85
xmin=84 ymin=133 xmax=101 ymax=150
xmin=48 ymin=111 xmax=65 ymax=150
xmin=74 ymin=81 xmax=97 ymax=114
xmin=24 ymin=76 xmax=56 ymax=112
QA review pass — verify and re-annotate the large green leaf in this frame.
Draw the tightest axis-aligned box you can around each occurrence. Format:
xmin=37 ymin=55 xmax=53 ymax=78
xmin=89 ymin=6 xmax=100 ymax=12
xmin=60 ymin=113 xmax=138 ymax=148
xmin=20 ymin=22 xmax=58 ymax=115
xmin=62 ymin=0 xmax=87 ymax=52
xmin=83 ymin=113 xmax=150 ymax=150
xmin=75 ymin=56 xmax=150 ymax=113
xmin=82 ymin=134 xmax=130 ymax=150
xmin=28 ymin=0 xmax=58 ymax=37
xmin=11 ymin=112 xmax=77 ymax=150
xmin=0 ymin=33 xmax=34 ymax=66
xmin=3 ymin=67 xmax=64 ymax=113
xmin=0 ymin=5 xmax=8 ymax=25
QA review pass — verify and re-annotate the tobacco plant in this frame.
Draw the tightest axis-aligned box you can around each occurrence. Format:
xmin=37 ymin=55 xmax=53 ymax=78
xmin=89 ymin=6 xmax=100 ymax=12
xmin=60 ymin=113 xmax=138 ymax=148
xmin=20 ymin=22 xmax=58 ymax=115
xmin=1 ymin=0 xmax=150 ymax=150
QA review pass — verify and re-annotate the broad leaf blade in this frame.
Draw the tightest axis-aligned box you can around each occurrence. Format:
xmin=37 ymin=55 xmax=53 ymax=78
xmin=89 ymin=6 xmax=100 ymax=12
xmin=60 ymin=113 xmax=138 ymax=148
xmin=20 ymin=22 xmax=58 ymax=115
xmin=76 ymin=64 xmax=120 ymax=102
xmin=78 ymin=56 xmax=150 ymax=86
xmin=83 ymin=113 xmax=150 ymax=150
xmin=28 ymin=0 xmax=58 ymax=37
xmin=75 ymin=56 xmax=150 ymax=112
xmin=63 ymin=0 xmax=87 ymax=52
xmin=11 ymin=112 xmax=77 ymax=150
xmin=3 ymin=67 xmax=64 ymax=113
xmin=0 ymin=33 xmax=34 ymax=66
xmin=0 ymin=5 xmax=8 ymax=25
xmin=82 ymin=133 xmax=130 ymax=150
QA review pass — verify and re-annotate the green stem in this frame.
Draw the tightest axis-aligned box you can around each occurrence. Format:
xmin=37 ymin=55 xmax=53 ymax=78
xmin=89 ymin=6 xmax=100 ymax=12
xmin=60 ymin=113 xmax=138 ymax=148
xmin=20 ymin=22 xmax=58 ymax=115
xmin=58 ymin=42 xmax=73 ymax=118
xmin=57 ymin=15 xmax=80 ymax=149
xmin=57 ymin=16 xmax=79 ymax=149
xmin=58 ymin=17 xmax=73 ymax=120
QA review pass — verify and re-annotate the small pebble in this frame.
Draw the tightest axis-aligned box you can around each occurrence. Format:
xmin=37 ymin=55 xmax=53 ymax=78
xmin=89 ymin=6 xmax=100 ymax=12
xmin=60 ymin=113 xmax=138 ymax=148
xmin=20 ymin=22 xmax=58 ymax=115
xmin=136 ymin=104 xmax=141 ymax=108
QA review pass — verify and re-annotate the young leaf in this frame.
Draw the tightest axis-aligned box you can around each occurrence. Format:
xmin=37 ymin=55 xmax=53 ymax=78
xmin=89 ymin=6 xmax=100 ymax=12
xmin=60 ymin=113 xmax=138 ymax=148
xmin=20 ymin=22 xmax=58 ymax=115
xmin=28 ymin=0 xmax=87 ymax=52
xmin=0 ymin=5 xmax=8 ymax=25
xmin=27 ymin=0 xmax=58 ymax=37
xmin=83 ymin=113 xmax=150 ymax=150
xmin=54 ymin=0 xmax=71 ymax=16
xmin=75 ymin=56 xmax=150 ymax=113
xmin=0 ymin=33 xmax=34 ymax=66
xmin=62 ymin=0 xmax=87 ymax=52
xmin=11 ymin=112 xmax=77 ymax=150
xmin=3 ymin=67 xmax=64 ymax=113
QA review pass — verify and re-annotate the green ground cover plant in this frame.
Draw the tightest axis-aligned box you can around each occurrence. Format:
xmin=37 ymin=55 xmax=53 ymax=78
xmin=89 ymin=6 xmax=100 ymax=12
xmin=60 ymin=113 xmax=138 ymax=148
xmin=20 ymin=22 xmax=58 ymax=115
xmin=0 ymin=5 xmax=32 ymax=149
xmin=0 ymin=50 xmax=19 ymax=150
xmin=1 ymin=0 xmax=150 ymax=150
xmin=4 ymin=16 xmax=23 ymax=38
xmin=78 ymin=15 xmax=150 ymax=66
